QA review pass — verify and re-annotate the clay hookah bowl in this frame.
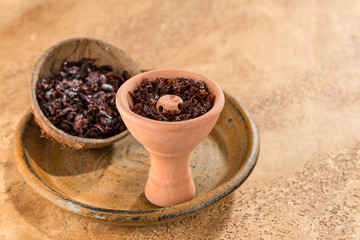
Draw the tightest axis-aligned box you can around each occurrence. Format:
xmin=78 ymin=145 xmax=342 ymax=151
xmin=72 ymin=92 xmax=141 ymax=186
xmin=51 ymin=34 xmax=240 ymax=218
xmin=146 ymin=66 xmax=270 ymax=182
xmin=116 ymin=69 xmax=225 ymax=207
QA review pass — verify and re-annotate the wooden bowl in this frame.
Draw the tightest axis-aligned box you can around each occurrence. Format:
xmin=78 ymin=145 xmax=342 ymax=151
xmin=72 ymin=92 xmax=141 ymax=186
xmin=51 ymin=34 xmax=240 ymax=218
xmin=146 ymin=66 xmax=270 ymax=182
xmin=14 ymin=93 xmax=259 ymax=225
xmin=30 ymin=38 xmax=141 ymax=149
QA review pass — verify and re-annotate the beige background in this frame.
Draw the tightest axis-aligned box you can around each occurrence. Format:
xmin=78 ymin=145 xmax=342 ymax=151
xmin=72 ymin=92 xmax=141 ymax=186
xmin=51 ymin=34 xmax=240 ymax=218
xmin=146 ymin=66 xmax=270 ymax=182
xmin=1 ymin=0 xmax=360 ymax=239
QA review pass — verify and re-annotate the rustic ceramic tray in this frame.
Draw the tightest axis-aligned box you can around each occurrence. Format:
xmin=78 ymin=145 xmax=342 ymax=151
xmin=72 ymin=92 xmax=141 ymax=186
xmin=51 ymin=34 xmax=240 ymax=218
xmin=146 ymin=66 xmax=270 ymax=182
xmin=13 ymin=93 xmax=259 ymax=225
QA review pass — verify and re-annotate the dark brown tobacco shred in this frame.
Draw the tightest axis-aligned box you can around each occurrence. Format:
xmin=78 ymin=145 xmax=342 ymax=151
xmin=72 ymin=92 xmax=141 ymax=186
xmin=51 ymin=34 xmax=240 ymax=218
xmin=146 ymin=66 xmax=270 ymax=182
xmin=36 ymin=58 xmax=129 ymax=139
xmin=129 ymin=77 xmax=215 ymax=121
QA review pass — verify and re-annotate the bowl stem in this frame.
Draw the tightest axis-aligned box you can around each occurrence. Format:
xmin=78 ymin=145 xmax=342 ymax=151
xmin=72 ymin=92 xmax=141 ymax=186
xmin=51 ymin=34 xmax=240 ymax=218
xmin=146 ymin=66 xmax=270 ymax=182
xmin=144 ymin=152 xmax=196 ymax=207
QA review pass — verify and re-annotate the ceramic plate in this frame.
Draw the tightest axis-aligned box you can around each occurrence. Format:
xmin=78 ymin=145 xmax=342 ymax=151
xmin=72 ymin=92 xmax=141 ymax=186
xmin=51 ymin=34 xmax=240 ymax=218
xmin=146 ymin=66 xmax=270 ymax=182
xmin=13 ymin=93 xmax=259 ymax=225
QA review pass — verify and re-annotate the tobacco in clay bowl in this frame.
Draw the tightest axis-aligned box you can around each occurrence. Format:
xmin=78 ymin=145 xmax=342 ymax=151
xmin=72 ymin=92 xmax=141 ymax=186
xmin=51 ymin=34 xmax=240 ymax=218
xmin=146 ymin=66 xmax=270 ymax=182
xmin=31 ymin=37 xmax=141 ymax=149
xmin=116 ymin=69 xmax=225 ymax=207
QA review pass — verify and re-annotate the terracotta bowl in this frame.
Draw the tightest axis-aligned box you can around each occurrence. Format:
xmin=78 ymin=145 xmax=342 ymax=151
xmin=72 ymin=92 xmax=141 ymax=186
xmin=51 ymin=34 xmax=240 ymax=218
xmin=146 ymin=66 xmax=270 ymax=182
xmin=116 ymin=69 xmax=225 ymax=207
xmin=31 ymin=37 xmax=141 ymax=149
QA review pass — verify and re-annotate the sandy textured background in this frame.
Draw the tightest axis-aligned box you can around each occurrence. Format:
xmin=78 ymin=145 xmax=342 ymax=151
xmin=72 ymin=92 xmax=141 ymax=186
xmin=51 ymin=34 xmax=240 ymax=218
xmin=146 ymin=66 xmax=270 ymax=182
xmin=1 ymin=0 xmax=360 ymax=239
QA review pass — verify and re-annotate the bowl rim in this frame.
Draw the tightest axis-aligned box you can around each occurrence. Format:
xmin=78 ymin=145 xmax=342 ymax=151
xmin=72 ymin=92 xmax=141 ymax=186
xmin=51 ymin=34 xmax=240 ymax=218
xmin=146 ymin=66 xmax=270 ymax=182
xmin=30 ymin=37 xmax=141 ymax=147
xmin=116 ymin=69 xmax=225 ymax=128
